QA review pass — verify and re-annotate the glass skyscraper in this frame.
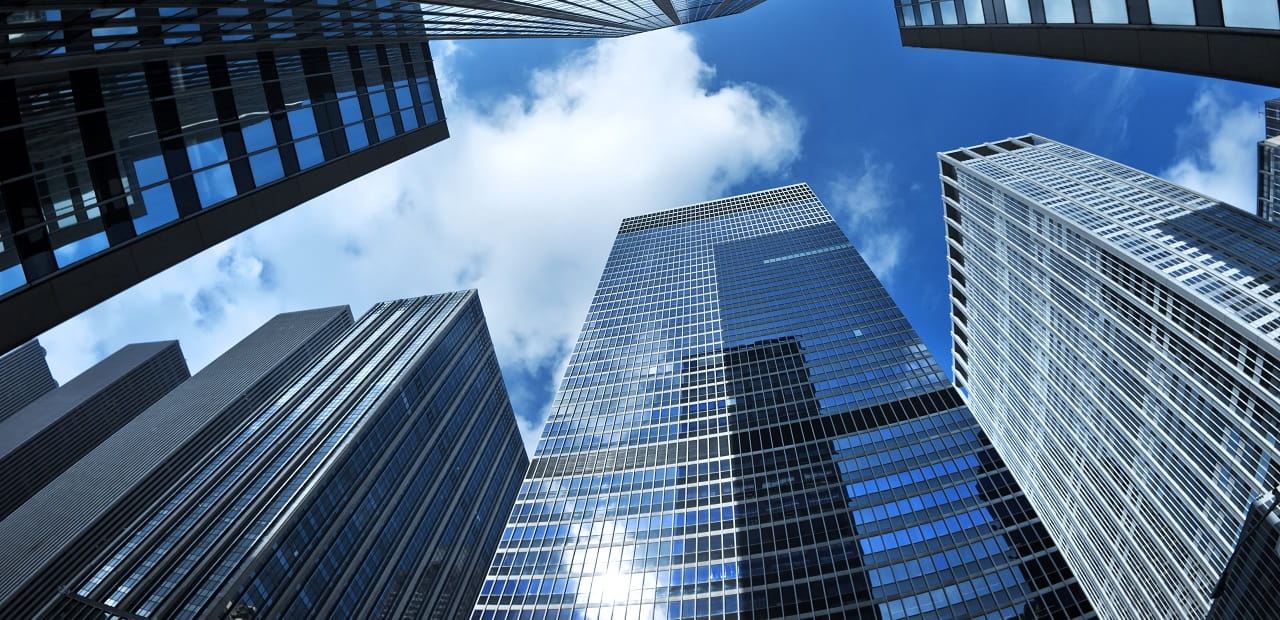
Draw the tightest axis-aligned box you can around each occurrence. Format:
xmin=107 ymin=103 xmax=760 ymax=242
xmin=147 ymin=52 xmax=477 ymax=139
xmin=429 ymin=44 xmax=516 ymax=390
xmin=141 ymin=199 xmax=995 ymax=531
xmin=893 ymin=0 xmax=1280 ymax=87
xmin=939 ymin=134 xmax=1280 ymax=618
xmin=0 ymin=1 xmax=768 ymax=356
xmin=12 ymin=290 xmax=528 ymax=619
xmin=472 ymin=184 xmax=1092 ymax=619
xmin=1258 ymin=98 xmax=1280 ymax=223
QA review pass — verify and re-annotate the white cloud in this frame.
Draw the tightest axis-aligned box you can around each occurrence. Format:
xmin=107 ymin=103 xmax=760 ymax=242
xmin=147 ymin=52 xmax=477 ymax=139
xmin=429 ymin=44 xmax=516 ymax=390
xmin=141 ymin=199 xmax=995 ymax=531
xmin=827 ymin=157 xmax=907 ymax=283
xmin=37 ymin=29 xmax=803 ymax=454
xmin=1162 ymin=88 xmax=1261 ymax=211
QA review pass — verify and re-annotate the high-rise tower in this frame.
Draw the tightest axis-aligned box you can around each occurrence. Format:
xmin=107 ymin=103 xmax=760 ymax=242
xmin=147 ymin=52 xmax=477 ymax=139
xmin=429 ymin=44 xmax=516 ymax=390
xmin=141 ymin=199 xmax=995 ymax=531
xmin=893 ymin=0 xmax=1280 ymax=87
xmin=0 ymin=1 xmax=769 ymax=355
xmin=939 ymin=134 xmax=1280 ymax=618
xmin=472 ymin=184 xmax=1092 ymax=618
xmin=0 ymin=339 xmax=57 ymax=421
xmin=0 ymin=291 xmax=529 ymax=619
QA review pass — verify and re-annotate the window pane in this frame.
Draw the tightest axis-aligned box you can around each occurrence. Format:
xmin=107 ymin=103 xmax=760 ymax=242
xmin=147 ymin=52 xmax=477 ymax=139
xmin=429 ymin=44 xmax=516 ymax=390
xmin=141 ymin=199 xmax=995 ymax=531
xmin=964 ymin=0 xmax=984 ymax=23
xmin=345 ymin=125 xmax=368 ymax=151
xmin=249 ymin=150 xmax=284 ymax=185
xmin=1223 ymin=0 xmax=1280 ymax=28
xmin=1005 ymin=0 xmax=1031 ymax=22
xmin=136 ymin=184 xmax=178 ymax=233
xmin=242 ymin=119 xmax=276 ymax=153
xmin=193 ymin=164 xmax=235 ymax=207
xmin=941 ymin=1 xmax=958 ymax=24
xmin=921 ymin=3 xmax=935 ymax=25
xmin=54 ymin=231 xmax=109 ymax=267
xmin=1091 ymin=0 xmax=1128 ymax=23
xmin=1149 ymin=0 xmax=1195 ymax=24
xmin=1043 ymin=0 xmax=1075 ymax=22
xmin=294 ymin=137 xmax=324 ymax=169
xmin=902 ymin=6 xmax=917 ymax=26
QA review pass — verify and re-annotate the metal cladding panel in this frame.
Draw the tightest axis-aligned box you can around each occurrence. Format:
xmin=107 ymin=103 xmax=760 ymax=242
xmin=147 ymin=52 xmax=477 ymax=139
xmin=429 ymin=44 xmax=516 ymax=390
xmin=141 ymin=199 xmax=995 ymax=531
xmin=0 ymin=305 xmax=353 ymax=616
xmin=0 ymin=340 xmax=189 ymax=520
xmin=0 ymin=340 xmax=57 ymax=422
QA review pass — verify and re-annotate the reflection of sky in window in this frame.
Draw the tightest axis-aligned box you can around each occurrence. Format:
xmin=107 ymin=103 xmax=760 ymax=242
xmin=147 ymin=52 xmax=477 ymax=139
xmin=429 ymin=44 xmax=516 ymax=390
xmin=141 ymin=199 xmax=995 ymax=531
xmin=1223 ymin=0 xmax=1280 ymax=28
xmin=1043 ymin=0 xmax=1074 ymax=22
xmin=1148 ymin=0 xmax=1195 ymax=24
xmin=187 ymin=136 xmax=228 ymax=170
xmin=1091 ymin=0 xmax=1128 ymax=23
xmin=242 ymin=119 xmax=276 ymax=153
xmin=1004 ymin=0 xmax=1031 ymax=23
xmin=964 ymin=0 xmax=983 ymax=23
xmin=136 ymin=185 xmax=178 ymax=233
xmin=194 ymin=164 xmax=236 ymax=207
xmin=287 ymin=106 xmax=317 ymax=140
xmin=0 ymin=264 xmax=24 ymax=294
xmin=134 ymin=155 xmax=168 ymax=187
xmin=53 ymin=231 xmax=109 ymax=267
xmin=249 ymin=150 xmax=285 ymax=185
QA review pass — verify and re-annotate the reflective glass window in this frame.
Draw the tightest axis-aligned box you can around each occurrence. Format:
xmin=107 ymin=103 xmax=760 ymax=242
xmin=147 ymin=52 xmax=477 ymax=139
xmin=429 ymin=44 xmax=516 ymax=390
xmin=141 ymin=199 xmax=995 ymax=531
xmin=1148 ymin=0 xmax=1195 ymax=24
xmin=964 ymin=0 xmax=985 ymax=23
xmin=249 ymin=150 xmax=284 ymax=185
xmin=920 ymin=2 xmax=936 ymax=24
xmin=287 ymin=106 xmax=318 ymax=140
xmin=295 ymin=137 xmax=324 ymax=169
xmin=345 ymin=125 xmax=369 ymax=151
xmin=1090 ymin=0 xmax=1128 ymax=22
xmin=1223 ymin=0 xmax=1280 ymax=28
xmin=53 ymin=231 xmax=109 ymax=267
xmin=902 ymin=6 xmax=917 ymax=25
xmin=0 ymin=264 xmax=25 ymax=293
xmin=1004 ymin=0 xmax=1032 ymax=22
xmin=1043 ymin=0 xmax=1075 ymax=22
xmin=940 ymin=1 xmax=958 ymax=23
xmin=194 ymin=164 xmax=236 ymax=207
xmin=242 ymin=119 xmax=277 ymax=153
xmin=136 ymin=184 xmax=178 ymax=233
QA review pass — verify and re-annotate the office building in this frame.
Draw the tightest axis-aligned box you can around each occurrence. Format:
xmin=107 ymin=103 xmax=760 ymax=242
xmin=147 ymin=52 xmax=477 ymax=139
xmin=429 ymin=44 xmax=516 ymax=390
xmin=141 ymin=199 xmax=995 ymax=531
xmin=894 ymin=0 xmax=1280 ymax=87
xmin=0 ymin=305 xmax=353 ymax=617
xmin=939 ymin=134 xmax=1280 ymax=618
xmin=0 ymin=340 xmax=189 ymax=521
xmin=0 ymin=339 xmax=57 ymax=421
xmin=19 ymin=290 xmax=528 ymax=619
xmin=1259 ymin=98 xmax=1280 ymax=223
xmin=472 ymin=185 xmax=1092 ymax=618
xmin=0 ymin=1 xmax=767 ymax=355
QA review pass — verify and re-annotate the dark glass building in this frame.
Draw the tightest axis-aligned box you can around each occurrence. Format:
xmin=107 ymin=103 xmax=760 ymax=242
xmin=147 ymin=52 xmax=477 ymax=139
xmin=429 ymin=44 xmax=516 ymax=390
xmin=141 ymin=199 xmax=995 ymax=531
xmin=472 ymin=184 xmax=1092 ymax=619
xmin=10 ymin=290 xmax=528 ymax=619
xmin=0 ymin=1 xmax=768 ymax=356
xmin=1259 ymin=98 xmax=1280 ymax=223
xmin=0 ymin=305 xmax=353 ymax=618
xmin=0 ymin=339 xmax=57 ymax=422
xmin=0 ymin=340 xmax=189 ymax=521
xmin=894 ymin=0 xmax=1280 ymax=86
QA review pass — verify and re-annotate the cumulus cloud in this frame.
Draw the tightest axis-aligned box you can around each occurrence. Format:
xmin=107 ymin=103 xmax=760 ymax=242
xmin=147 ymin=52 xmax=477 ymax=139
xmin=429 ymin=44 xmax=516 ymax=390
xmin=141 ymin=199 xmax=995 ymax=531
xmin=827 ymin=157 xmax=907 ymax=283
xmin=38 ymin=29 xmax=803 ymax=453
xmin=1162 ymin=88 xmax=1261 ymax=211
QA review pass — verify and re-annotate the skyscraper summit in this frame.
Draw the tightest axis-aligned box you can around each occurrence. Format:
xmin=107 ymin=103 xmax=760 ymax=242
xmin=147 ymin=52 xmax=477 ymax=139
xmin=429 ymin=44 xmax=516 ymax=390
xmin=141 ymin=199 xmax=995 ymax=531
xmin=0 ymin=0 xmax=768 ymax=355
xmin=472 ymin=184 xmax=1092 ymax=618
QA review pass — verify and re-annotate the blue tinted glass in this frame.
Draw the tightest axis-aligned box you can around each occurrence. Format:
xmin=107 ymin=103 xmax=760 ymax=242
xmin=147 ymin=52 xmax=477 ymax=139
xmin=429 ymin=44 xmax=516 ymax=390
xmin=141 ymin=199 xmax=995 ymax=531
xmin=136 ymin=184 xmax=178 ymax=233
xmin=242 ymin=119 xmax=276 ymax=153
xmin=422 ymin=104 xmax=439 ymax=124
xmin=249 ymin=150 xmax=284 ymax=185
xmin=395 ymin=87 xmax=412 ymax=110
xmin=193 ymin=164 xmax=236 ymax=207
xmin=287 ymin=106 xmax=318 ymax=139
xmin=187 ymin=136 xmax=228 ymax=171
xmin=0 ymin=263 xmax=25 ymax=293
xmin=417 ymin=83 xmax=434 ymax=104
xmin=53 ymin=230 xmax=109 ymax=267
xmin=375 ymin=116 xmax=395 ymax=141
xmin=133 ymin=154 xmax=168 ymax=187
xmin=345 ymin=125 xmax=369 ymax=151
xmin=400 ymin=109 xmax=418 ymax=131
xmin=338 ymin=97 xmax=364 ymax=125
xmin=369 ymin=91 xmax=390 ymax=116
xmin=294 ymin=137 xmax=324 ymax=169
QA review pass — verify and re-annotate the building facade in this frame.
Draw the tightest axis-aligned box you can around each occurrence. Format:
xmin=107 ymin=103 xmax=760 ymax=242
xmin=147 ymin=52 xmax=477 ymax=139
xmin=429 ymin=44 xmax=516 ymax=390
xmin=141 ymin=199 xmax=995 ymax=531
xmin=0 ymin=340 xmax=189 ymax=521
xmin=894 ymin=0 xmax=1280 ymax=87
xmin=0 ymin=1 xmax=767 ymax=355
xmin=0 ymin=305 xmax=353 ymax=618
xmin=29 ymin=290 xmax=527 ymax=619
xmin=0 ymin=339 xmax=57 ymax=421
xmin=939 ymin=135 xmax=1280 ymax=618
xmin=1207 ymin=488 xmax=1280 ymax=618
xmin=1259 ymin=98 xmax=1280 ymax=223
xmin=472 ymin=184 xmax=1092 ymax=619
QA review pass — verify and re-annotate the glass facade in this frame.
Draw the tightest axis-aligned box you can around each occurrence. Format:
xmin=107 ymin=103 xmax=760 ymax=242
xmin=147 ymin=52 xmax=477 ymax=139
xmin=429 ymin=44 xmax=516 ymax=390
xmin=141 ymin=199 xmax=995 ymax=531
xmin=1207 ymin=489 xmax=1280 ymax=618
xmin=894 ymin=0 xmax=1280 ymax=87
xmin=472 ymin=184 xmax=1092 ymax=619
xmin=940 ymin=135 xmax=1280 ymax=619
xmin=1259 ymin=98 xmax=1280 ymax=224
xmin=40 ymin=290 xmax=527 ymax=619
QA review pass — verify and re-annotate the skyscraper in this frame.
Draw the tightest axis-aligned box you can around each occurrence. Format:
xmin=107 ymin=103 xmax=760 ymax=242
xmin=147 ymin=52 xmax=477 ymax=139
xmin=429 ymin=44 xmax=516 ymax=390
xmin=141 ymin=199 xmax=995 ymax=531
xmin=939 ymin=134 xmax=1280 ymax=618
xmin=0 ymin=305 xmax=353 ymax=617
xmin=0 ymin=339 xmax=57 ymax=422
xmin=0 ymin=340 xmax=189 ymax=521
xmin=472 ymin=184 xmax=1092 ymax=619
xmin=0 ymin=1 xmax=768 ymax=355
xmin=893 ymin=0 xmax=1280 ymax=87
xmin=1258 ymin=98 xmax=1280 ymax=223
xmin=17 ymin=290 xmax=528 ymax=619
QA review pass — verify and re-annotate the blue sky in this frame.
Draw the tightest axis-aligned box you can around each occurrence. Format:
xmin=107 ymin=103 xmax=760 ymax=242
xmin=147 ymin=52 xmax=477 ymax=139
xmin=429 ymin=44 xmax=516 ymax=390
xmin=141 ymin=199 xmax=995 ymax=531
xmin=38 ymin=0 xmax=1279 ymax=450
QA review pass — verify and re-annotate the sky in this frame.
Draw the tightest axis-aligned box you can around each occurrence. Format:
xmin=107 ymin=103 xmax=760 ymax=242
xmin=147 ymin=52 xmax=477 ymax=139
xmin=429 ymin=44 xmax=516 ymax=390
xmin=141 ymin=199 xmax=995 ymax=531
xmin=36 ymin=1 xmax=1280 ymax=452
